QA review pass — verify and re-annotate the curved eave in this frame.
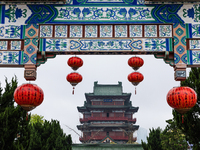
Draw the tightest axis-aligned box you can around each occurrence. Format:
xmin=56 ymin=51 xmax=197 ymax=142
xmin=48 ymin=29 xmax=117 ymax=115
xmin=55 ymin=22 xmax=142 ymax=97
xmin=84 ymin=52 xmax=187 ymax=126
xmin=77 ymin=105 xmax=139 ymax=112
xmin=77 ymin=106 xmax=87 ymax=113
xmin=80 ymin=118 xmax=137 ymax=124
xmin=77 ymin=124 xmax=139 ymax=131
xmin=128 ymin=107 xmax=139 ymax=113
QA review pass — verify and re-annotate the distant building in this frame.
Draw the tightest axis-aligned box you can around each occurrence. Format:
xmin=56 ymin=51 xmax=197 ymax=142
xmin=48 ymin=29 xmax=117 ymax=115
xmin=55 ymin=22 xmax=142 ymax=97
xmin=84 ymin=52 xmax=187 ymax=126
xmin=136 ymin=127 xmax=148 ymax=144
xmin=77 ymin=81 xmax=139 ymax=144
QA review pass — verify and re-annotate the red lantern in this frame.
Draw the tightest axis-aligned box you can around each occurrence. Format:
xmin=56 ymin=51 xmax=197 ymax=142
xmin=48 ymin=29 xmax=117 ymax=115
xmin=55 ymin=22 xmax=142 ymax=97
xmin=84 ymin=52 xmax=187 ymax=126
xmin=67 ymin=56 xmax=83 ymax=71
xmin=128 ymin=72 xmax=144 ymax=94
xmin=167 ymin=86 xmax=197 ymax=114
xmin=14 ymin=83 xmax=44 ymax=111
xmin=67 ymin=72 xmax=82 ymax=94
xmin=167 ymin=86 xmax=197 ymax=123
xmin=128 ymin=72 xmax=144 ymax=86
xmin=128 ymin=56 xmax=144 ymax=71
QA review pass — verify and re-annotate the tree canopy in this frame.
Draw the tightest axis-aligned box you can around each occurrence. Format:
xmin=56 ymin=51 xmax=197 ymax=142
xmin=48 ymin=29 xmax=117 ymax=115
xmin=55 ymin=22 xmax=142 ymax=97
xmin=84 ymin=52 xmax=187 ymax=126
xmin=0 ymin=77 xmax=30 ymax=150
xmin=141 ymin=127 xmax=163 ymax=150
xmin=28 ymin=119 xmax=72 ymax=150
xmin=29 ymin=114 xmax=44 ymax=125
xmin=161 ymin=119 xmax=188 ymax=150
xmin=0 ymin=77 xmax=72 ymax=150
xmin=173 ymin=67 xmax=200 ymax=149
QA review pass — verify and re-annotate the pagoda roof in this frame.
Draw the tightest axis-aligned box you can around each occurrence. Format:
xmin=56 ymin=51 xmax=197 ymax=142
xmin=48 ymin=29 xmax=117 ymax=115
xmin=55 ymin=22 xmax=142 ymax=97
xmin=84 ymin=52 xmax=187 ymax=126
xmin=85 ymin=82 xmax=131 ymax=100
xmin=93 ymin=81 xmax=123 ymax=96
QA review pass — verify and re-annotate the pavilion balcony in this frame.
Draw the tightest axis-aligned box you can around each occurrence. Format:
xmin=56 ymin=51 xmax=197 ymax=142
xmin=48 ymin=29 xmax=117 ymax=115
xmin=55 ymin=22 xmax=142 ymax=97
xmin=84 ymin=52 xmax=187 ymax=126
xmin=110 ymin=136 xmax=137 ymax=141
xmin=80 ymin=117 xmax=136 ymax=123
xmin=79 ymin=136 xmax=137 ymax=142
xmin=79 ymin=136 xmax=106 ymax=142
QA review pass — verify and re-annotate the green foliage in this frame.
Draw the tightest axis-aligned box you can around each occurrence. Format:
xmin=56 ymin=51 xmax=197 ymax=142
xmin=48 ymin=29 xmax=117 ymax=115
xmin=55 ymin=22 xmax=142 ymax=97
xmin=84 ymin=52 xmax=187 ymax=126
xmin=28 ymin=119 xmax=72 ymax=150
xmin=0 ymin=77 xmax=72 ymax=150
xmin=161 ymin=119 xmax=188 ymax=150
xmin=30 ymin=114 xmax=44 ymax=125
xmin=141 ymin=127 xmax=163 ymax=150
xmin=173 ymin=67 xmax=200 ymax=149
xmin=0 ymin=77 xmax=30 ymax=150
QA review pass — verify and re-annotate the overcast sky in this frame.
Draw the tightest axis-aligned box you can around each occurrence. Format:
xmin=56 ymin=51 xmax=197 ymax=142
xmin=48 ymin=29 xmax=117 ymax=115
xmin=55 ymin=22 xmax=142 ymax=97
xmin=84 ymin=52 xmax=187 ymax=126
xmin=0 ymin=55 xmax=190 ymax=143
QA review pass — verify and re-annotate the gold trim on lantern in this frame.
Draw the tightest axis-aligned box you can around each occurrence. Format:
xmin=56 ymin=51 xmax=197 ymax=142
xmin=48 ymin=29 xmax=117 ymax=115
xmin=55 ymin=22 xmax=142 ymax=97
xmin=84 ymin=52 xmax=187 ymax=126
xmin=175 ymin=108 xmax=191 ymax=114
xmin=21 ymin=105 xmax=36 ymax=111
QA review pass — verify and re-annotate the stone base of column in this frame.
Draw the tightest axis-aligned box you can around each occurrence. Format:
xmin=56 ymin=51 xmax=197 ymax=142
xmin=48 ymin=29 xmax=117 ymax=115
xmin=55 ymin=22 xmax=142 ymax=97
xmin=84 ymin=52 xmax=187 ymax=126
xmin=24 ymin=65 xmax=37 ymax=81
xmin=174 ymin=64 xmax=186 ymax=81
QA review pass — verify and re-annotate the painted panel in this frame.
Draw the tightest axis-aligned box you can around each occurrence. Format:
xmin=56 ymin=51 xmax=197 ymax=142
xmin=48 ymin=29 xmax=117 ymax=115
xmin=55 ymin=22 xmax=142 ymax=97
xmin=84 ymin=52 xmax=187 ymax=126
xmin=24 ymin=38 xmax=38 ymax=64
xmin=159 ymin=25 xmax=172 ymax=37
xmin=0 ymin=41 xmax=8 ymax=50
xmin=25 ymin=24 xmax=38 ymax=39
xmin=0 ymin=4 xmax=200 ymax=25
xmin=73 ymin=0 xmax=137 ymax=5
xmin=0 ymin=4 xmax=181 ymax=24
xmin=173 ymin=24 xmax=187 ymax=65
xmin=40 ymin=25 xmax=53 ymax=37
xmin=187 ymin=50 xmax=200 ymax=65
xmin=55 ymin=25 xmax=68 ymax=37
xmin=115 ymin=25 xmax=127 ymax=37
xmin=144 ymin=25 xmax=157 ymax=37
xmin=85 ymin=25 xmax=97 ymax=37
xmin=39 ymin=38 xmax=173 ymax=52
xmin=100 ymin=25 xmax=113 ymax=37
xmin=0 ymin=25 xmax=25 ymax=39
xmin=189 ymin=40 xmax=200 ymax=49
xmin=1 ymin=4 xmax=200 ymax=24
xmin=70 ymin=25 xmax=82 ymax=37
xmin=0 ymin=51 xmax=23 ymax=65
xmin=11 ymin=41 xmax=22 ymax=50
xmin=186 ymin=24 xmax=200 ymax=38
xmin=129 ymin=25 xmax=142 ymax=37
xmin=38 ymin=24 xmax=173 ymax=38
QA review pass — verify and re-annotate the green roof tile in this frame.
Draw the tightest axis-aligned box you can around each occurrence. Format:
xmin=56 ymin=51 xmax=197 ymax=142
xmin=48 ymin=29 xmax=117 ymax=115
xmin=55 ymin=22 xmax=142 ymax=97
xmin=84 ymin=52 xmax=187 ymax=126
xmin=93 ymin=81 xmax=123 ymax=95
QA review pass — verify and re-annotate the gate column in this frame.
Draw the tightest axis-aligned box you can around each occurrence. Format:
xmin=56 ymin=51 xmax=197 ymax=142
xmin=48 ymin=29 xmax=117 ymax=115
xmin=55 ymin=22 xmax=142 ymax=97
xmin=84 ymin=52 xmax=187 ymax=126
xmin=173 ymin=23 xmax=187 ymax=81
xmin=23 ymin=24 xmax=39 ymax=81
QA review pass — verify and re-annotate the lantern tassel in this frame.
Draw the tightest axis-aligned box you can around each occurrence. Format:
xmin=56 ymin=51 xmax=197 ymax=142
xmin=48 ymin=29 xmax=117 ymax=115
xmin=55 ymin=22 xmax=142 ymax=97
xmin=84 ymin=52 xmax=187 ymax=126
xmin=135 ymin=87 xmax=136 ymax=95
xmin=182 ymin=115 xmax=184 ymax=124
xmin=72 ymin=87 xmax=75 ymax=95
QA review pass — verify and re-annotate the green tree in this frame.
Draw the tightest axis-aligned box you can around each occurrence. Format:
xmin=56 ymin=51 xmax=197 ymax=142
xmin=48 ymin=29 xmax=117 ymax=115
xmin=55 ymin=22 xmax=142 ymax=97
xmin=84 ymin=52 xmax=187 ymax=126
xmin=30 ymin=114 xmax=44 ymax=125
xmin=0 ymin=77 xmax=30 ymax=150
xmin=28 ymin=119 xmax=72 ymax=150
xmin=141 ymin=127 xmax=163 ymax=150
xmin=173 ymin=67 xmax=200 ymax=149
xmin=161 ymin=119 xmax=188 ymax=150
xmin=0 ymin=77 xmax=72 ymax=150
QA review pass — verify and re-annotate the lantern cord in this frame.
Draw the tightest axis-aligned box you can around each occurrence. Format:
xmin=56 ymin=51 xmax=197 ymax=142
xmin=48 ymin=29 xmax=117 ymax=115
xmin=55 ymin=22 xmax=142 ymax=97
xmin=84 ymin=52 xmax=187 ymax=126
xmin=182 ymin=115 xmax=184 ymax=124
xmin=135 ymin=87 xmax=136 ymax=95
xmin=26 ymin=112 xmax=28 ymax=121
xmin=72 ymin=87 xmax=75 ymax=95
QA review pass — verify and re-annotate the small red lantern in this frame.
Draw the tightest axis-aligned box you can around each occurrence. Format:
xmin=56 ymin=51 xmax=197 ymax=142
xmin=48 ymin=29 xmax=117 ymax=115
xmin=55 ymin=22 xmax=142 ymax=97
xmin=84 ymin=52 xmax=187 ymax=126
xmin=128 ymin=72 xmax=144 ymax=94
xmin=67 ymin=56 xmax=83 ymax=71
xmin=14 ymin=83 xmax=44 ymax=111
xmin=128 ymin=72 xmax=144 ymax=86
xmin=67 ymin=72 xmax=82 ymax=94
xmin=167 ymin=86 xmax=197 ymax=123
xmin=128 ymin=56 xmax=144 ymax=71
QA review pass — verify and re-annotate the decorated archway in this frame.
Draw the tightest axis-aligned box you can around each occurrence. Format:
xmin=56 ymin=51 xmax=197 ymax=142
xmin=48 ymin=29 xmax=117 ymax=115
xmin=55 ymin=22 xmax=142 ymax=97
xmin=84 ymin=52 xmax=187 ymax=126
xmin=0 ymin=2 xmax=199 ymax=82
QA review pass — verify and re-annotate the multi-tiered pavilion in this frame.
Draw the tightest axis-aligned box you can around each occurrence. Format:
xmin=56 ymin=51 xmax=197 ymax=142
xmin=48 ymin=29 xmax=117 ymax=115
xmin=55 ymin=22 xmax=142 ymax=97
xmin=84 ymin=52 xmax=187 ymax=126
xmin=77 ymin=81 xmax=139 ymax=144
